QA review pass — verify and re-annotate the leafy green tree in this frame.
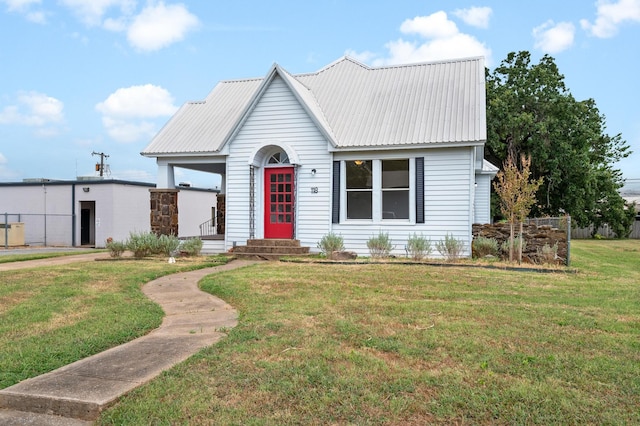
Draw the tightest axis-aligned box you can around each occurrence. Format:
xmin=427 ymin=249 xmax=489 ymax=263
xmin=486 ymin=51 xmax=634 ymax=237
xmin=493 ymin=154 xmax=542 ymax=263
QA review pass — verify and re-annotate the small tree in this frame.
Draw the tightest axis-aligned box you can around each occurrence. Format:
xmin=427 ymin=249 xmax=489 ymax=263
xmin=493 ymin=154 xmax=542 ymax=263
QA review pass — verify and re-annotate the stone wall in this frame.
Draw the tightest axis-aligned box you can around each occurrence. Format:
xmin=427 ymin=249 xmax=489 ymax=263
xmin=472 ymin=222 xmax=568 ymax=264
xmin=150 ymin=189 xmax=179 ymax=236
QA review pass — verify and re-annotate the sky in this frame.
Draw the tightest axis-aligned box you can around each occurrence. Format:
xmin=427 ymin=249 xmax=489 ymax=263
xmin=0 ymin=0 xmax=639 ymax=193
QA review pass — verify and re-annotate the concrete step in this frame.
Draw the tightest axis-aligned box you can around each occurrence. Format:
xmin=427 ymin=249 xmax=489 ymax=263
xmin=232 ymin=239 xmax=310 ymax=260
xmin=233 ymin=246 xmax=310 ymax=255
xmin=0 ymin=409 xmax=92 ymax=425
xmin=246 ymin=239 xmax=302 ymax=247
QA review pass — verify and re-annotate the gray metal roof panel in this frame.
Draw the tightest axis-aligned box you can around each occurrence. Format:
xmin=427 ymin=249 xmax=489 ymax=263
xmin=142 ymin=56 xmax=486 ymax=156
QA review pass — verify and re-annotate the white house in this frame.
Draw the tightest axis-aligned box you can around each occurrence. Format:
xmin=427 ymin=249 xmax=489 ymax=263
xmin=0 ymin=179 xmax=217 ymax=248
xmin=142 ymin=56 xmax=496 ymax=257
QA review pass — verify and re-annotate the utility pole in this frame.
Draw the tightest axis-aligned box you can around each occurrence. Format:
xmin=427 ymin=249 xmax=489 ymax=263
xmin=92 ymin=151 xmax=109 ymax=177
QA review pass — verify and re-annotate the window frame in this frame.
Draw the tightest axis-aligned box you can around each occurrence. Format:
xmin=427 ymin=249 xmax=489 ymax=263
xmin=339 ymin=157 xmax=416 ymax=223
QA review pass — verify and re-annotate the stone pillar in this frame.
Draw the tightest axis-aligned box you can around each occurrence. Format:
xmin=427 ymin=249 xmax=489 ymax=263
xmin=216 ymin=194 xmax=225 ymax=235
xmin=150 ymin=189 xmax=179 ymax=236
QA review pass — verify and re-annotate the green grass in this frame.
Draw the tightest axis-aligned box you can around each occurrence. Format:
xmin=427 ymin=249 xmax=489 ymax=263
xmin=0 ymin=250 xmax=104 ymax=264
xmin=0 ymin=256 xmax=230 ymax=388
xmin=1 ymin=242 xmax=638 ymax=424
xmin=95 ymin=240 xmax=640 ymax=425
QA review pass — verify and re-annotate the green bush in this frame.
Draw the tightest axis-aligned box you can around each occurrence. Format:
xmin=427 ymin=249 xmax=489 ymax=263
xmin=157 ymin=234 xmax=181 ymax=256
xmin=127 ymin=231 xmax=158 ymax=258
xmin=537 ymin=242 xmax=558 ymax=264
xmin=180 ymin=238 xmax=203 ymax=256
xmin=367 ymin=232 xmax=393 ymax=259
xmin=436 ymin=233 xmax=465 ymax=262
xmin=106 ymin=239 xmax=127 ymax=258
xmin=406 ymin=233 xmax=432 ymax=261
xmin=317 ymin=233 xmax=344 ymax=257
xmin=472 ymin=236 xmax=499 ymax=258
xmin=501 ymin=237 xmax=527 ymax=257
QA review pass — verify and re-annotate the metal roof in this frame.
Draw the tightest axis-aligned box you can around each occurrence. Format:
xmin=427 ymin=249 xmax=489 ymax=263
xmin=142 ymin=56 xmax=486 ymax=156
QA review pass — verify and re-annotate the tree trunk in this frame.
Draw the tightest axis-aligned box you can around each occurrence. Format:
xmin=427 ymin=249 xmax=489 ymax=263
xmin=518 ymin=221 xmax=523 ymax=264
xmin=509 ymin=221 xmax=514 ymax=262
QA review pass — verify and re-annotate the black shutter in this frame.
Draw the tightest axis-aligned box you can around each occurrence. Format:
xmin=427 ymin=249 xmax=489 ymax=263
xmin=332 ymin=161 xmax=340 ymax=223
xmin=415 ymin=157 xmax=424 ymax=223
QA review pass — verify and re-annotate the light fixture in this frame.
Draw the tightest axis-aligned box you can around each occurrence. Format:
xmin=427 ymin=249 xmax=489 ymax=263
xmin=311 ymin=168 xmax=316 ymax=175
xmin=82 ymin=187 xmax=90 ymax=193
xmin=354 ymin=160 xmax=364 ymax=166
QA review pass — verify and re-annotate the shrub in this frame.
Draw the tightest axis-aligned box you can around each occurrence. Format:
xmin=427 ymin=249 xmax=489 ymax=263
xmin=127 ymin=231 xmax=158 ymax=258
xmin=157 ymin=234 xmax=181 ymax=256
xmin=406 ymin=233 xmax=432 ymax=261
xmin=180 ymin=238 xmax=203 ymax=256
xmin=367 ymin=232 xmax=393 ymax=259
xmin=537 ymin=242 xmax=558 ymax=264
xmin=436 ymin=233 xmax=465 ymax=262
xmin=317 ymin=233 xmax=344 ymax=257
xmin=500 ymin=237 xmax=527 ymax=257
xmin=472 ymin=236 xmax=499 ymax=258
xmin=106 ymin=239 xmax=127 ymax=258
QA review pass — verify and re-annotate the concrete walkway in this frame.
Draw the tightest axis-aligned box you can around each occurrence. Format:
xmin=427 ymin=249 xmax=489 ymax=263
xmin=0 ymin=258 xmax=256 ymax=425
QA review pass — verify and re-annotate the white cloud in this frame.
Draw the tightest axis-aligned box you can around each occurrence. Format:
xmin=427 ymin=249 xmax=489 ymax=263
xmin=96 ymin=84 xmax=177 ymax=118
xmin=533 ymin=20 xmax=576 ymax=53
xmin=0 ymin=91 xmax=64 ymax=127
xmin=400 ymin=11 xmax=459 ymax=38
xmin=349 ymin=11 xmax=491 ymax=66
xmin=96 ymin=84 xmax=177 ymax=143
xmin=2 ymin=0 xmax=39 ymax=12
xmin=127 ymin=2 xmax=199 ymax=52
xmin=581 ymin=0 xmax=640 ymax=38
xmin=453 ymin=6 xmax=492 ymax=29
xmin=101 ymin=117 xmax=157 ymax=143
xmin=59 ymin=0 xmax=135 ymax=27
xmin=2 ymin=0 xmax=46 ymax=23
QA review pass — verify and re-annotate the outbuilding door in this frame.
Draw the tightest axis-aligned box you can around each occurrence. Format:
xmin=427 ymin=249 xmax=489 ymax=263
xmin=264 ymin=167 xmax=294 ymax=239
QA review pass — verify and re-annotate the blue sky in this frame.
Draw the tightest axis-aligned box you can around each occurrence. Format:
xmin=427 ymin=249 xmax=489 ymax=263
xmin=0 ymin=0 xmax=638 ymax=192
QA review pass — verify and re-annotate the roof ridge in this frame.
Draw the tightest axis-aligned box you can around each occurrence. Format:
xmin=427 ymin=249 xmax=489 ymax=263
xmin=295 ymin=56 xmax=370 ymax=77
xmin=366 ymin=55 xmax=485 ymax=71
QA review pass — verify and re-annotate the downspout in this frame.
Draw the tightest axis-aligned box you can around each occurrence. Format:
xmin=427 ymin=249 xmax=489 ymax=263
xmin=71 ymin=184 xmax=76 ymax=247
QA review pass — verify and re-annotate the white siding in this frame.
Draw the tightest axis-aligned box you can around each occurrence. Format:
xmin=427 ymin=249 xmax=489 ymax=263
xmin=178 ymin=190 xmax=217 ymax=237
xmin=332 ymin=147 xmax=474 ymax=258
xmin=474 ymin=173 xmax=493 ymax=224
xmin=225 ymin=75 xmax=332 ymax=250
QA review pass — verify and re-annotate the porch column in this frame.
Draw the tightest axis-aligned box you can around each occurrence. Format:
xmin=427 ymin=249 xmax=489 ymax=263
xmin=150 ymin=189 xmax=179 ymax=236
xmin=157 ymin=163 xmax=175 ymax=189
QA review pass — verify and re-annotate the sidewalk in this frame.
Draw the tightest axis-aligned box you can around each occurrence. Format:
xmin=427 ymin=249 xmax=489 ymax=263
xmin=0 ymin=258 xmax=256 ymax=425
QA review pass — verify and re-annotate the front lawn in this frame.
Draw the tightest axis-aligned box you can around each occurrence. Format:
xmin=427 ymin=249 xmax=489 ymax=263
xmin=97 ymin=240 xmax=640 ymax=425
xmin=0 ymin=256 xmax=229 ymax=388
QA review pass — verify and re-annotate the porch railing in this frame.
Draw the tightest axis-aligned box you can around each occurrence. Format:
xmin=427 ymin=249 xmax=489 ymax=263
xmin=199 ymin=217 xmax=217 ymax=237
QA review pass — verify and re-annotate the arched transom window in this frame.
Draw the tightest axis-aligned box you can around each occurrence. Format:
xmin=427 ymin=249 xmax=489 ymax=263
xmin=267 ymin=150 xmax=290 ymax=165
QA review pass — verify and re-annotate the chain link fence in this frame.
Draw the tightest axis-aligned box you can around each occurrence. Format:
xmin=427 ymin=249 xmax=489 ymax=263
xmin=524 ymin=216 xmax=640 ymax=239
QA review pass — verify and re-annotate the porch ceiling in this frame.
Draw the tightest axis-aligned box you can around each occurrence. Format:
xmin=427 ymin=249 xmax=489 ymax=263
xmin=175 ymin=163 xmax=226 ymax=174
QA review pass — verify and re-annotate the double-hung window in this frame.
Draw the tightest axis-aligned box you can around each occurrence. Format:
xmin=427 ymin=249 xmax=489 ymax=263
xmin=381 ymin=159 xmax=409 ymax=219
xmin=344 ymin=159 xmax=411 ymax=221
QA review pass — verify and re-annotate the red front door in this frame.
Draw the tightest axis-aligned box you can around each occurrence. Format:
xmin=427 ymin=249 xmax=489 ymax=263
xmin=264 ymin=167 xmax=294 ymax=239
